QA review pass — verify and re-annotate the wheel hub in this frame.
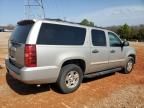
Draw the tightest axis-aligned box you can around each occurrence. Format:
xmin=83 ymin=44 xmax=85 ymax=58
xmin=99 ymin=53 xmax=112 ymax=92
xmin=65 ymin=71 xmax=79 ymax=89
xmin=127 ymin=60 xmax=133 ymax=72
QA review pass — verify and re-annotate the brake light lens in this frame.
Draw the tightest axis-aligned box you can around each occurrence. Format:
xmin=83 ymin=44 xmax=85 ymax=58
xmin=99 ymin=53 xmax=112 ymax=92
xmin=24 ymin=44 xmax=37 ymax=67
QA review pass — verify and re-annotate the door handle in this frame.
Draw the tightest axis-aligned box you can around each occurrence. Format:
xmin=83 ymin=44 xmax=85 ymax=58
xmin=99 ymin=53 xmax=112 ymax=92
xmin=110 ymin=50 xmax=115 ymax=53
xmin=92 ymin=49 xmax=99 ymax=53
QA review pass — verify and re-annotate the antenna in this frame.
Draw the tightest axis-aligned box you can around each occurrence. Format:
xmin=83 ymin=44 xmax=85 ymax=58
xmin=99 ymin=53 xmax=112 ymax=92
xmin=24 ymin=0 xmax=45 ymax=19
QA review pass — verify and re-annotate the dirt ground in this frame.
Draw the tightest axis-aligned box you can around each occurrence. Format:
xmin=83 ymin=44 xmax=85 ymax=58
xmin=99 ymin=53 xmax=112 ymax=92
xmin=0 ymin=32 xmax=144 ymax=108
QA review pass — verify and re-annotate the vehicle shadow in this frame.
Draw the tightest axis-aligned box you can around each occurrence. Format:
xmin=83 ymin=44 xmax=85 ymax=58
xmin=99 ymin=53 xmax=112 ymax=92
xmin=6 ymin=72 xmax=116 ymax=95
xmin=6 ymin=73 xmax=51 ymax=95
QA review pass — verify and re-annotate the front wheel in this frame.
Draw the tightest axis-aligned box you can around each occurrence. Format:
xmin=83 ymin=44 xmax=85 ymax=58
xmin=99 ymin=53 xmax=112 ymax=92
xmin=56 ymin=64 xmax=83 ymax=94
xmin=123 ymin=57 xmax=134 ymax=74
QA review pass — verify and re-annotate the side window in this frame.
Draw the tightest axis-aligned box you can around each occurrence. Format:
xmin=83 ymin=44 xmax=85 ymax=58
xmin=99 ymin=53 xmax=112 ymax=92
xmin=37 ymin=23 xmax=86 ymax=45
xmin=91 ymin=30 xmax=106 ymax=46
xmin=108 ymin=32 xmax=122 ymax=47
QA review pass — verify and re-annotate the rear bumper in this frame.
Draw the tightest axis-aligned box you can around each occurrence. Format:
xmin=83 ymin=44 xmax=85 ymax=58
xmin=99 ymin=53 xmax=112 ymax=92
xmin=5 ymin=59 xmax=60 ymax=84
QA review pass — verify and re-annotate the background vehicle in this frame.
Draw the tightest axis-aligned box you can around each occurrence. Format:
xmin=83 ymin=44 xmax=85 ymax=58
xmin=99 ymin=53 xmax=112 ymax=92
xmin=0 ymin=28 xmax=4 ymax=32
xmin=5 ymin=19 xmax=136 ymax=93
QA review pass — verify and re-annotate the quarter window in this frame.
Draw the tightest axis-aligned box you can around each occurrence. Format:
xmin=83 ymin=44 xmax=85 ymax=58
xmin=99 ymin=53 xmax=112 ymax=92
xmin=37 ymin=23 xmax=86 ymax=45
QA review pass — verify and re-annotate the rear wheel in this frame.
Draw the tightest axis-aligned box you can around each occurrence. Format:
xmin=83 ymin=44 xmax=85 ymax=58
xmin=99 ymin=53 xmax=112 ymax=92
xmin=56 ymin=64 xmax=83 ymax=94
xmin=123 ymin=57 xmax=134 ymax=74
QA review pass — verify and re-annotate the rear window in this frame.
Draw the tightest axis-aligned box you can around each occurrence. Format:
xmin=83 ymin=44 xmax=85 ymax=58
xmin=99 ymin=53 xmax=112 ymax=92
xmin=37 ymin=23 xmax=86 ymax=45
xmin=10 ymin=24 xmax=33 ymax=43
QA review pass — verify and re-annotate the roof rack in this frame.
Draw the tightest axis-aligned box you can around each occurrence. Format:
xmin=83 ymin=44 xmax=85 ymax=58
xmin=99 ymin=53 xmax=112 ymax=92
xmin=43 ymin=18 xmax=106 ymax=30
xmin=43 ymin=18 xmax=80 ymax=25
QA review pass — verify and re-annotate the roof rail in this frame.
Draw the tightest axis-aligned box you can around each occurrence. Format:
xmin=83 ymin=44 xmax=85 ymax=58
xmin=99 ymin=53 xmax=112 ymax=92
xmin=43 ymin=18 xmax=106 ymax=30
xmin=43 ymin=18 xmax=80 ymax=25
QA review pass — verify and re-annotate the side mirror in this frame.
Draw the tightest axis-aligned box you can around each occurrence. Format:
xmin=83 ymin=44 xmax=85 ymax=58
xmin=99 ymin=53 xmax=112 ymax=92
xmin=122 ymin=41 xmax=129 ymax=46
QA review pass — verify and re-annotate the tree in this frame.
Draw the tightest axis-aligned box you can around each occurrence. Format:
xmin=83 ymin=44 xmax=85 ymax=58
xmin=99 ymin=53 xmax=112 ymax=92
xmin=117 ymin=24 xmax=131 ymax=40
xmin=80 ymin=19 xmax=95 ymax=27
xmin=138 ymin=28 xmax=144 ymax=41
xmin=89 ymin=21 xmax=95 ymax=27
xmin=130 ymin=27 xmax=139 ymax=40
xmin=106 ymin=24 xmax=144 ymax=41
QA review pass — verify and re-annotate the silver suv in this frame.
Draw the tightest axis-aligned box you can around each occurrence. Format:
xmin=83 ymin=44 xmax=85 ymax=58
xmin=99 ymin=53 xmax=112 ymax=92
xmin=5 ymin=19 xmax=136 ymax=93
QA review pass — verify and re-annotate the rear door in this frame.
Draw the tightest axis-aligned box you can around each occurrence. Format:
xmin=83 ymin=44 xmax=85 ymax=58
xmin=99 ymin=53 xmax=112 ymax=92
xmin=89 ymin=29 xmax=109 ymax=73
xmin=9 ymin=21 xmax=34 ymax=68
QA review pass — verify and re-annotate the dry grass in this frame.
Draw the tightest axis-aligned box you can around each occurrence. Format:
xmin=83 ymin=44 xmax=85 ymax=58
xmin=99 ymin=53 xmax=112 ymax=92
xmin=0 ymin=32 xmax=10 ymax=65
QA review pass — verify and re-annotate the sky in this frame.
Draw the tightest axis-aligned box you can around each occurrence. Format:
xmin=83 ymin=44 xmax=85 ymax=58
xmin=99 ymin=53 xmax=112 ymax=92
xmin=0 ymin=0 xmax=144 ymax=27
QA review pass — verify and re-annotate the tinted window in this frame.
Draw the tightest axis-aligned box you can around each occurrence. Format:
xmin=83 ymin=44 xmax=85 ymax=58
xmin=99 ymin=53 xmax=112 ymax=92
xmin=92 ymin=30 xmax=106 ymax=46
xmin=10 ymin=24 xmax=33 ymax=43
xmin=108 ymin=32 xmax=122 ymax=47
xmin=37 ymin=23 xmax=86 ymax=45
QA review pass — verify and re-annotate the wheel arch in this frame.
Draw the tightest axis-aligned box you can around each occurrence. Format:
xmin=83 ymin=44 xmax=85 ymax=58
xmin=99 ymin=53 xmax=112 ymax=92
xmin=61 ymin=59 xmax=86 ymax=73
xmin=128 ymin=54 xmax=136 ymax=64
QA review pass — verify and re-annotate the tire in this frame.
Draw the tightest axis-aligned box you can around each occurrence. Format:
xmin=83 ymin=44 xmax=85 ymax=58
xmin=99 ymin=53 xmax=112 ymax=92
xmin=123 ymin=57 xmax=134 ymax=74
xmin=56 ymin=64 xmax=83 ymax=94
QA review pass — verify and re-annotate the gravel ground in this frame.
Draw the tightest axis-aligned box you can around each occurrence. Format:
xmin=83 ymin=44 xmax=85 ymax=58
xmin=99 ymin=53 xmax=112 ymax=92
xmin=87 ymin=85 xmax=144 ymax=108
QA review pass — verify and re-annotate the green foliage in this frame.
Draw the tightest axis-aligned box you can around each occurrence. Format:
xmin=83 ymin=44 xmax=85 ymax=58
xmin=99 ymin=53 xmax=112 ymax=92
xmin=80 ymin=19 xmax=95 ymax=27
xmin=107 ymin=24 xmax=144 ymax=41
xmin=117 ymin=24 xmax=131 ymax=40
xmin=138 ymin=28 xmax=144 ymax=41
xmin=80 ymin=19 xmax=144 ymax=41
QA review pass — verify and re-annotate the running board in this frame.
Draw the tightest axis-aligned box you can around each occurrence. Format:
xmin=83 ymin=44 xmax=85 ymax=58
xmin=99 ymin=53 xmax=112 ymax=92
xmin=84 ymin=68 xmax=122 ymax=78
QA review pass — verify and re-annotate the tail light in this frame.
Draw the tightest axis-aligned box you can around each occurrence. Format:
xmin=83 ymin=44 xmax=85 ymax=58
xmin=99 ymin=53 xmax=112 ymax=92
xmin=24 ymin=44 xmax=37 ymax=67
